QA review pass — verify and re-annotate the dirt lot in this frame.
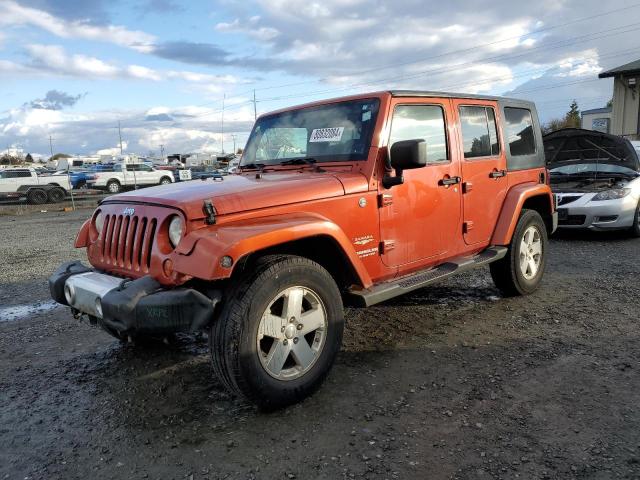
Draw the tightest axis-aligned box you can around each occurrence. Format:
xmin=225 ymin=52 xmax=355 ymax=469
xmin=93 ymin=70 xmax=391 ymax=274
xmin=1 ymin=210 xmax=639 ymax=480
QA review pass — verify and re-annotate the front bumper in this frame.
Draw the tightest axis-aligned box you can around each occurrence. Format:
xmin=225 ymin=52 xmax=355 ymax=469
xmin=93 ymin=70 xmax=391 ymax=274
xmin=49 ymin=261 xmax=220 ymax=335
xmin=556 ymin=194 xmax=637 ymax=230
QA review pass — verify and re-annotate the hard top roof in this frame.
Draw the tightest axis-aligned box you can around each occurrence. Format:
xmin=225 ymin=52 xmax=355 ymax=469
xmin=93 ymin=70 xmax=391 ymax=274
xmin=388 ymin=90 xmax=533 ymax=105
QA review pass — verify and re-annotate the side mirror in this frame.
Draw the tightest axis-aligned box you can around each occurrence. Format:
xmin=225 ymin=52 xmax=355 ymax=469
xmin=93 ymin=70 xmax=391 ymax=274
xmin=383 ymin=139 xmax=427 ymax=189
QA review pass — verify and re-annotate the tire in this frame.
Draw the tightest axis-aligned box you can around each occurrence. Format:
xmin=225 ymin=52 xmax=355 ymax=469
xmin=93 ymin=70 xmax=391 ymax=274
xmin=490 ymin=209 xmax=548 ymax=296
xmin=159 ymin=177 xmax=172 ymax=185
xmin=629 ymin=201 xmax=640 ymax=237
xmin=47 ymin=187 xmax=66 ymax=203
xmin=107 ymin=180 xmax=121 ymax=194
xmin=210 ymin=255 xmax=344 ymax=410
xmin=27 ymin=188 xmax=48 ymax=205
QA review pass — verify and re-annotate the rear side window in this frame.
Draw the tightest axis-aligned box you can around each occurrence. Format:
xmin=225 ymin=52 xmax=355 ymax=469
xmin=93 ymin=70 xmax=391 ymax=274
xmin=504 ymin=107 xmax=536 ymax=156
xmin=389 ymin=104 xmax=448 ymax=163
xmin=459 ymin=106 xmax=500 ymax=159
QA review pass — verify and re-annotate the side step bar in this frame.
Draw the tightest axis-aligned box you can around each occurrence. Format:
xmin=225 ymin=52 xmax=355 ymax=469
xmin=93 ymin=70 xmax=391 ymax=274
xmin=348 ymin=246 xmax=508 ymax=307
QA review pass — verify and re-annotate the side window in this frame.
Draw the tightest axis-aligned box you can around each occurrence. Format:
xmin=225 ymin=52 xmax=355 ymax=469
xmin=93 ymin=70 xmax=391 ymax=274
xmin=504 ymin=107 xmax=536 ymax=156
xmin=459 ymin=106 xmax=500 ymax=159
xmin=139 ymin=164 xmax=152 ymax=172
xmin=17 ymin=171 xmax=32 ymax=177
xmin=389 ymin=104 xmax=448 ymax=163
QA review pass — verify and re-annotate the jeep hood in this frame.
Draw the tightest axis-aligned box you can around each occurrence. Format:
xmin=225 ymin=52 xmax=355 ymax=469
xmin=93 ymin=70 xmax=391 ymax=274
xmin=103 ymin=171 xmax=368 ymax=218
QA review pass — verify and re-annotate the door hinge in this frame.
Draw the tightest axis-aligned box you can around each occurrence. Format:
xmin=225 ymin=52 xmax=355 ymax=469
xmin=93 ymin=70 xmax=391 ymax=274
xmin=379 ymin=239 xmax=395 ymax=254
xmin=377 ymin=193 xmax=393 ymax=207
xmin=463 ymin=221 xmax=474 ymax=234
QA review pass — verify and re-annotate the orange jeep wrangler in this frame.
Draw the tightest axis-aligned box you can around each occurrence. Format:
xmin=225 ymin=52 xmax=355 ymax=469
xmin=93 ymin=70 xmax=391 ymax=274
xmin=49 ymin=91 xmax=557 ymax=409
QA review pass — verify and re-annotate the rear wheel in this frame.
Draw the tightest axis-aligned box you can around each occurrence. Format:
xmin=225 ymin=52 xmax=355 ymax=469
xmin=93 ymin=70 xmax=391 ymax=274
xmin=629 ymin=201 xmax=640 ymax=237
xmin=47 ymin=187 xmax=66 ymax=203
xmin=107 ymin=180 xmax=121 ymax=194
xmin=210 ymin=255 xmax=344 ymax=410
xmin=27 ymin=188 xmax=48 ymax=205
xmin=490 ymin=209 xmax=547 ymax=296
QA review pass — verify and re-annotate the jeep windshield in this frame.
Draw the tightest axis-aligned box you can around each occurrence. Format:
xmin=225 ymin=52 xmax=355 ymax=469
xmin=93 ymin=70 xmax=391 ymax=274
xmin=241 ymin=98 xmax=380 ymax=167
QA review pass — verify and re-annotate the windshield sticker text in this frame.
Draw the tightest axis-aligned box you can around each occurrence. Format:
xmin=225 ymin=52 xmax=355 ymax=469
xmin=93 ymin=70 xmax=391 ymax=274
xmin=310 ymin=127 xmax=344 ymax=143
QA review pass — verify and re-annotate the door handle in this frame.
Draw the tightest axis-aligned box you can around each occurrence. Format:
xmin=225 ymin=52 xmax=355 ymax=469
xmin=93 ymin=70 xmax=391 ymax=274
xmin=489 ymin=169 xmax=507 ymax=178
xmin=439 ymin=176 xmax=461 ymax=186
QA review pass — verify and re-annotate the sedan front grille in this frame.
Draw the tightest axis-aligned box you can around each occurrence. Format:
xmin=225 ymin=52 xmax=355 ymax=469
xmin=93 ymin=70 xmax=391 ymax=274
xmin=100 ymin=214 xmax=157 ymax=272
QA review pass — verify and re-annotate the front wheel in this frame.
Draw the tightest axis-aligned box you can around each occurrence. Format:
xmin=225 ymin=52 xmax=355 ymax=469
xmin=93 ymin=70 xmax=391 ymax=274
xmin=210 ymin=255 xmax=344 ymax=410
xmin=159 ymin=177 xmax=172 ymax=185
xmin=490 ymin=209 xmax=548 ymax=296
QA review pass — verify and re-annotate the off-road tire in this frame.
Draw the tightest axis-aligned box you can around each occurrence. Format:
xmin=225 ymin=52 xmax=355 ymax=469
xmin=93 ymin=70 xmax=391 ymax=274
xmin=159 ymin=176 xmax=172 ymax=185
xmin=27 ymin=188 xmax=48 ymax=205
xmin=210 ymin=255 xmax=344 ymax=410
xmin=47 ymin=187 xmax=66 ymax=203
xmin=490 ymin=209 xmax=548 ymax=296
xmin=629 ymin=201 xmax=640 ymax=237
xmin=107 ymin=180 xmax=121 ymax=194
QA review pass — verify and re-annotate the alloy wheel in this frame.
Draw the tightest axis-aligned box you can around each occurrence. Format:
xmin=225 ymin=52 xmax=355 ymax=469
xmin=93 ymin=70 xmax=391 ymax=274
xmin=519 ymin=225 xmax=542 ymax=280
xmin=256 ymin=286 xmax=327 ymax=381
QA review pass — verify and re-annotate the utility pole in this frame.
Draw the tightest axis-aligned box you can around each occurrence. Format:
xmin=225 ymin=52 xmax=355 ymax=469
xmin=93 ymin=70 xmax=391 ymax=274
xmin=49 ymin=135 xmax=53 ymax=159
xmin=160 ymin=144 xmax=165 ymax=163
xmin=118 ymin=120 xmax=124 ymax=156
xmin=253 ymin=89 xmax=257 ymax=121
xmin=221 ymin=94 xmax=225 ymax=154
xmin=231 ymin=134 xmax=237 ymax=154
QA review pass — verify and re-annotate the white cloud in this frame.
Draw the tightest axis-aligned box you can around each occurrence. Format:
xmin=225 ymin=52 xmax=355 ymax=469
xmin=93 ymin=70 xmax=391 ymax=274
xmin=215 ymin=16 xmax=280 ymax=41
xmin=0 ymin=0 xmax=156 ymax=52
xmin=14 ymin=44 xmax=247 ymax=88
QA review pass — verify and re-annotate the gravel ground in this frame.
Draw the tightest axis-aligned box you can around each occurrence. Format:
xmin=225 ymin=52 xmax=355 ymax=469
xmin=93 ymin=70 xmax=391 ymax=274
xmin=1 ymin=211 xmax=639 ymax=480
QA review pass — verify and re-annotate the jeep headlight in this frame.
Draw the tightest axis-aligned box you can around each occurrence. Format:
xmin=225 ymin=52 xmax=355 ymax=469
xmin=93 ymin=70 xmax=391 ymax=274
xmin=94 ymin=211 xmax=104 ymax=234
xmin=168 ymin=215 xmax=184 ymax=248
xmin=592 ymin=188 xmax=631 ymax=201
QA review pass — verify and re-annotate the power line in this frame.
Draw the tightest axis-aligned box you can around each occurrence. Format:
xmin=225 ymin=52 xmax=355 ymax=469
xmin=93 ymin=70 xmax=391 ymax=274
xmin=190 ymin=2 xmax=640 ymax=108
xmin=189 ymin=20 xmax=640 ymax=120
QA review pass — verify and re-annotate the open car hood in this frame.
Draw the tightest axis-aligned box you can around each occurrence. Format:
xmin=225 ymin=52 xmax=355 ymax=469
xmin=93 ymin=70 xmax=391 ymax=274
xmin=544 ymin=128 xmax=640 ymax=171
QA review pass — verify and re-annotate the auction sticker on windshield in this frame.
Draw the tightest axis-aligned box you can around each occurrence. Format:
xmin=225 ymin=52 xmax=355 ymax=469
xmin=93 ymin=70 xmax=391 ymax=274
xmin=310 ymin=127 xmax=344 ymax=143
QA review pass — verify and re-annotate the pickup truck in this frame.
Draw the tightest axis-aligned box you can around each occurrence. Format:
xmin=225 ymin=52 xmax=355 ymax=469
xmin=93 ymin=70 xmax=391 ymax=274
xmin=87 ymin=163 xmax=174 ymax=193
xmin=50 ymin=90 xmax=556 ymax=409
xmin=0 ymin=168 xmax=70 ymax=204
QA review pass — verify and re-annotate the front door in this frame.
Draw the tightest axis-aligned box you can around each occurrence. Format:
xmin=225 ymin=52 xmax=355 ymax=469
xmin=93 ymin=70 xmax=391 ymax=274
xmin=379 ymin=98 xmax=462 ymax=268
xmin=452 ymin=100 xmax=508 ymax=245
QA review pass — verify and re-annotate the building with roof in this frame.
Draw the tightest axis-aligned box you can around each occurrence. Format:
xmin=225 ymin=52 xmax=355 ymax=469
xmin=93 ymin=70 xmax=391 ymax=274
xmin=599 ymin=59 xmax=640 ymax=139
xmin=581 ymin=107 xmax=612 ymax=133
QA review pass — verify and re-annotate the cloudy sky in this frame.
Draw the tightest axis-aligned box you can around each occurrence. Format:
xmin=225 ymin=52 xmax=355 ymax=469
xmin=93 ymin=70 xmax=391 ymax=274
xmin=0 ymin=0 xmax=638 ymax=157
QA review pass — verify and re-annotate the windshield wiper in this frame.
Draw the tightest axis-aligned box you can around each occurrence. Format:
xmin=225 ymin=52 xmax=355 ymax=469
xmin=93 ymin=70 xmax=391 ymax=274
xmin=279 ymin=157 xmax=317 ymax=166
xmin=239 ymin=162 xmax=266 ymax=171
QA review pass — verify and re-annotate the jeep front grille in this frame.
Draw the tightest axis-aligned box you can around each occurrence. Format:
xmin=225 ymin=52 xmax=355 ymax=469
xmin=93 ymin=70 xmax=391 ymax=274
xmin=100 ymin=214 xmax=157 ymax=272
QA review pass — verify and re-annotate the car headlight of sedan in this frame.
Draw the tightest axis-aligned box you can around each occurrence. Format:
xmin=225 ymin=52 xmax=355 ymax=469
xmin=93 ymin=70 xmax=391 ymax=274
xmin=168 ymin=215 xmax=185 ymax=248
xmin=592 ymin=188 xmax=631 ymax=201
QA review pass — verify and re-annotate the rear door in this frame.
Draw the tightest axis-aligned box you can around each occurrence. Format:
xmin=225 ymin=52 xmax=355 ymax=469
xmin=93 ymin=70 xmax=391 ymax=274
xmin=379 ymin=98 xmax=462 ymax=267
xmin=452 ymin=100 xmax=508 ymax=245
